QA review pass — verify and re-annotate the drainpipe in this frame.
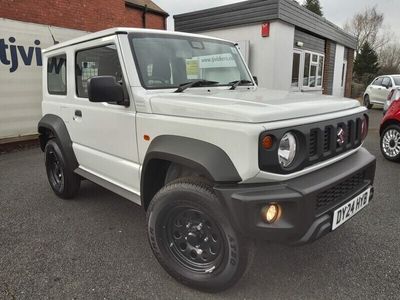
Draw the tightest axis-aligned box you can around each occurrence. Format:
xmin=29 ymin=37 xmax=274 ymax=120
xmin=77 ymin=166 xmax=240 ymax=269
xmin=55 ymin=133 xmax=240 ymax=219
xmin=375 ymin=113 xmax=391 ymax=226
xmin=142 ymin=4 xmax=148 ymax=28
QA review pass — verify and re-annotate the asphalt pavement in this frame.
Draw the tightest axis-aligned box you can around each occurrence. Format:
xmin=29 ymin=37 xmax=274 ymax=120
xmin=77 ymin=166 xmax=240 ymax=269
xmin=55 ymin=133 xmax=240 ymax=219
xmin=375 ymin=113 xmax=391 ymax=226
xmin=0 ymin=108 xmax=399 ymax=299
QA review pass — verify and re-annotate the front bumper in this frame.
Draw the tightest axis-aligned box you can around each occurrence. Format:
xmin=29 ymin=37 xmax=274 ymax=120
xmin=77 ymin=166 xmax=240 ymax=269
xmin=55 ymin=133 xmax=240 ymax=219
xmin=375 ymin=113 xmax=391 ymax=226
xmin=215 ymin=148 xmax=376 ymax=245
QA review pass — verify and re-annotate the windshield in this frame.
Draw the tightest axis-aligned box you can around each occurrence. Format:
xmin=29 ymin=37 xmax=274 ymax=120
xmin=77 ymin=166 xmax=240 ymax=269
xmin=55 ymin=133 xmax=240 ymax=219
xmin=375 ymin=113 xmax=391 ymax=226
xmin=129 ymin=33 xmax=253 ymax=89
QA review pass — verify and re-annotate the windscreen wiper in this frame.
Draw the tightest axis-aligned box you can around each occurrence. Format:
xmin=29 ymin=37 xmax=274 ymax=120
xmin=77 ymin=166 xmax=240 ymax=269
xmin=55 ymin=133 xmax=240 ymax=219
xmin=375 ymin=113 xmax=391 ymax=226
xmin=228 ymin=79 xmax=253 ymax=90
xmin=174 ymin=80 xmax=219 ymax=93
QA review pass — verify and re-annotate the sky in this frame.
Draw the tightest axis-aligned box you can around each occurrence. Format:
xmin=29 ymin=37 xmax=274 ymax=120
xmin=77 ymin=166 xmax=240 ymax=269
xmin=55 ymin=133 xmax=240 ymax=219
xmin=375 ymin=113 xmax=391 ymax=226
xmin=153 ymin=0 xmax=400 ymax=38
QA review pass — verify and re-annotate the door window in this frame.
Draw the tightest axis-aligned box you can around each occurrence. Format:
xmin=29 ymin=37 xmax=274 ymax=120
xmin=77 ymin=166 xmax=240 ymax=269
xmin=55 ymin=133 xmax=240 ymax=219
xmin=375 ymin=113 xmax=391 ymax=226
xmin=381 ymin=77 xmax=392 ymax=88
xmin=75 ymin=44 xmax=124 ymax=98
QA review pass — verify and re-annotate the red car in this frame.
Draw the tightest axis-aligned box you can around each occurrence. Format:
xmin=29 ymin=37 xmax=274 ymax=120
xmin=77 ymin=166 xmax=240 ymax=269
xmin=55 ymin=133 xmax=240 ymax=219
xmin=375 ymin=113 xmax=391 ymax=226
xmin=380 ymin=88 xmax=400 ymax=161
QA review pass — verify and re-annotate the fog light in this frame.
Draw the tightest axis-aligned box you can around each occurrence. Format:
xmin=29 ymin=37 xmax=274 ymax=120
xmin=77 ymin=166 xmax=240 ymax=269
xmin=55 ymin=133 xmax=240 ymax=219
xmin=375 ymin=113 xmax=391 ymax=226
xmin=261 ymin=204 xmax=281 ymax=224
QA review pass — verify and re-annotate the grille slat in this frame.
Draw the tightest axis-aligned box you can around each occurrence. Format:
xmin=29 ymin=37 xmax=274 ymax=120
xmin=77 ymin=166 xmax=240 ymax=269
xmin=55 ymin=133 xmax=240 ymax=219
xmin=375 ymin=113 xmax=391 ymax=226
xmin=316 ymin=172 xmax=365 ymax=212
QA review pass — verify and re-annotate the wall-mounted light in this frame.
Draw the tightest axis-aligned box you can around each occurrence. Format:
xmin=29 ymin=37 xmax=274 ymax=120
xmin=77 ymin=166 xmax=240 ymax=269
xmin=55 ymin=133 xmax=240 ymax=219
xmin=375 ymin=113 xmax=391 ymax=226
xmin=296 ymin=41 xmax=304 ymax=48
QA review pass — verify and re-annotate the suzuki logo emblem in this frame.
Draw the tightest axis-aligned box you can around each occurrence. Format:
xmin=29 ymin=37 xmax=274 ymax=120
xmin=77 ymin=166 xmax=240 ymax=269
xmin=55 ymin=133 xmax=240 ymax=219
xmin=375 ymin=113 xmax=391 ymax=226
xmin=337 ymin=127 xmax=346 ymax=146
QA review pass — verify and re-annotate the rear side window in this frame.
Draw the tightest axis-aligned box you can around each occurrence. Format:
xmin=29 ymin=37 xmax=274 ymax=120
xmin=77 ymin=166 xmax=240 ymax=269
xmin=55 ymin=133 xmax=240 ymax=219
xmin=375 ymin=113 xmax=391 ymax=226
xmin=393 ymin=76 xmax=400 ymax=86
xmin=75 ymin=44 xmax=123 ymax=98
xmin=47 ymin=54 xmax=67 ymax=95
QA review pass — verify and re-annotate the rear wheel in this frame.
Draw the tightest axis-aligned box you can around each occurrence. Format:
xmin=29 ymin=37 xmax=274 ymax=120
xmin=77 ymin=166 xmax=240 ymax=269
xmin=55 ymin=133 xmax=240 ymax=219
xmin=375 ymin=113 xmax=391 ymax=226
xmin=381 ymin=124 xmax=400 ymax=162
xmin=45 ymin=139 xmax=80 ymax=199
xmin=146 ymin=178 xmax=251 ymax=292
xmin=364 ymin=95 xmax=373 ymax=109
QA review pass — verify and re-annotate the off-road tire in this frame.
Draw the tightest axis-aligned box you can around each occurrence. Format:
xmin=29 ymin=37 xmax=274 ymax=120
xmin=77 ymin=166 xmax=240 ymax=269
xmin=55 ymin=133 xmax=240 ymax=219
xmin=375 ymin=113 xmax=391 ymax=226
xmin=146 ymin=177 xmax=251 ymax=293
xmin=45 ymin=139 xmax=80 ymax=199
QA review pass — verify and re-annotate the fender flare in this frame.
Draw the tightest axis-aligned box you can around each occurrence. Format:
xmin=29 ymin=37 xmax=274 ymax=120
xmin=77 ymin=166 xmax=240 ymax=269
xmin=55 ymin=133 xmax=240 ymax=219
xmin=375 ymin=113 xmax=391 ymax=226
xmin=142 ymin=135 xmax=241 ymax=183
xmin=38 ymin=114 xmax=78 ymax=170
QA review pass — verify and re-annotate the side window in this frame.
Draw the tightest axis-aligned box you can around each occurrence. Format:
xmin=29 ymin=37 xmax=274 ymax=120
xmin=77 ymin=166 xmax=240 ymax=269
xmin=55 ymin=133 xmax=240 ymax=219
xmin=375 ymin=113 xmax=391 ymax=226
xmin=382 ymin=77 xmax=392 ymax=87
xmin=75 ymin=44 xmax=124 ymax=98
xmin=373 ymin=78 xmax=383 ymax=86
xmin=47 ymin=54 xmax=67 ymax=95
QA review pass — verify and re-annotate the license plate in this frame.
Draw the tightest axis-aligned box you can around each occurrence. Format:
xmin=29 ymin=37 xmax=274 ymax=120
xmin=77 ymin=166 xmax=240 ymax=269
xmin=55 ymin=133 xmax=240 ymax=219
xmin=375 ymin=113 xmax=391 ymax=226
xmin=332 ymin=187 xmax=371 ymax=230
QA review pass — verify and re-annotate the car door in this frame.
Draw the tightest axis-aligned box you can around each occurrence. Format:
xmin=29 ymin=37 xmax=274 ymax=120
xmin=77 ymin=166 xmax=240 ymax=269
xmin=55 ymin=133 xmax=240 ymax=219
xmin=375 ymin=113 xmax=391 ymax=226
xmin=67 ymin=37 xmax=140 ymax=195
xmin=369 ymin=77 xmax=383 ymax=102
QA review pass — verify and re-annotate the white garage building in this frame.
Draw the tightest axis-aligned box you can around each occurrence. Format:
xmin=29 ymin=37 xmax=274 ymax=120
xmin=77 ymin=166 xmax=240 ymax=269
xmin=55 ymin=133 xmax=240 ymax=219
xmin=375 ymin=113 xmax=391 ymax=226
xmin=174 ymin=0 xmax=357 ymax=98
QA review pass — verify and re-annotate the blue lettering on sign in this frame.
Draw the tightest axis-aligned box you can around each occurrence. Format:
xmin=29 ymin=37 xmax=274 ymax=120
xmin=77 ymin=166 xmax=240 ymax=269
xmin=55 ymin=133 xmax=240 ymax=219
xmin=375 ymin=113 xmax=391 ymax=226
xmin=0 ymin=37 xmax=42 ymax=73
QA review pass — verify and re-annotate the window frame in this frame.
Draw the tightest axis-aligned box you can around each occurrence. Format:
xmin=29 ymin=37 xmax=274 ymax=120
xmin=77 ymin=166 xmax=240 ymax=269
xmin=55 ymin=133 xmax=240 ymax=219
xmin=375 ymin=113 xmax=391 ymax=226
xmin=291 ymin=50 xmax=302 ymax=90
xmin=47 ymin=53 xmax=67 ymax=96
xmin=292 ymin=49 xmax=325 ymax=92
xmin=302 ymin=50 xmax=324 ymax=90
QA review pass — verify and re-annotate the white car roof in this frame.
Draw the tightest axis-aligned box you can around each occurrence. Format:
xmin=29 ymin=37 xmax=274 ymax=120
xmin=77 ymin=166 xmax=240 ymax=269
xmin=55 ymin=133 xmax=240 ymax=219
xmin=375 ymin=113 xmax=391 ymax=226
xmin=42 ymin=28 xmax=234 ymax=54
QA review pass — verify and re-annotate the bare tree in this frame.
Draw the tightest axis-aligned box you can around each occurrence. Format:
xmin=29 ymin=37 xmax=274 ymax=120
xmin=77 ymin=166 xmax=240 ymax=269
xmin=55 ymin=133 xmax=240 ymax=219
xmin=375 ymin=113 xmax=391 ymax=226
xmin=378 ymin=43 xmax=400 ymax=75
xmin=344 ymin=6 xmax=389 ymax=53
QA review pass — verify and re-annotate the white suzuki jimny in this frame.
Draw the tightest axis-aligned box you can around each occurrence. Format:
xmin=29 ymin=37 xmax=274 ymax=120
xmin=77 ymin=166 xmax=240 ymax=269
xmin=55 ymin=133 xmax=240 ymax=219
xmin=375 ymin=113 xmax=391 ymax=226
xmin=39 ymin=28 xmax=376 ymax=292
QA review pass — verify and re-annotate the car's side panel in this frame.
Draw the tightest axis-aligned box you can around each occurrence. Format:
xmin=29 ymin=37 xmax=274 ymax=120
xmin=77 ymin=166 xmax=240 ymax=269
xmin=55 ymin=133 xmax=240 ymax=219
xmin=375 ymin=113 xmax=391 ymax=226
xmin=136 ymin=113 xmax=262 ymax=182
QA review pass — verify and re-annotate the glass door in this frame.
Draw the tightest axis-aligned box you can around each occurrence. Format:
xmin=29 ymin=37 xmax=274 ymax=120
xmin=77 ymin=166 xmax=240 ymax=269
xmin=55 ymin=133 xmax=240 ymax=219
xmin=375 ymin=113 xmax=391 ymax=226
xmin=291 ymin=50 xmax=302 ymax=91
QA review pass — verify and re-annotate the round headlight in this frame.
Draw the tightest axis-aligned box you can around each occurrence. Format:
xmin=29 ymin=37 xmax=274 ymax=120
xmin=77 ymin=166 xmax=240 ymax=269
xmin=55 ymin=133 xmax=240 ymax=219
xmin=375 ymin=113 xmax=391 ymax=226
xmin=278 ymin=132 xmax=297 ymax=168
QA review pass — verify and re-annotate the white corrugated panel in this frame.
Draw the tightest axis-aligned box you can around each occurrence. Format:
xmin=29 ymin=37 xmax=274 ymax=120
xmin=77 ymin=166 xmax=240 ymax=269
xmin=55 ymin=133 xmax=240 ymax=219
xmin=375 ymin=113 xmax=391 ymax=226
xmin=0 ymin=18 xmax=87 ymax=140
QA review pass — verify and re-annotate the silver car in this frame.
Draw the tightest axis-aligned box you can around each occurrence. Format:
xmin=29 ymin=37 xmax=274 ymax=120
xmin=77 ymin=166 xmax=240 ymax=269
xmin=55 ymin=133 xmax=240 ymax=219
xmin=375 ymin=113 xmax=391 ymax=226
xmin=363 ymin=75 xmax=400 ymax=109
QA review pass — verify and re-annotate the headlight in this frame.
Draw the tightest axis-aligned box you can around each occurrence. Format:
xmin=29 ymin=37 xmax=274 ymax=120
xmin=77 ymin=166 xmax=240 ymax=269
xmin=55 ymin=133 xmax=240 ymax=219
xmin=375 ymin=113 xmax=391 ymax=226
xmin=278 ymin=132 xmax=297 ymax=168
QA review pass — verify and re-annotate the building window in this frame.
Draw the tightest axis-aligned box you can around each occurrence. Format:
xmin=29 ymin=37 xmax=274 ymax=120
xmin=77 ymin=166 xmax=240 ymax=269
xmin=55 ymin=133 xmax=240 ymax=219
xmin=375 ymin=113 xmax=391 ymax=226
xmin=47 ymin=54 xmax=67 ymax=95
xmin=302 ymin=51 xmax=324 ymax=89
xmin=292 ymin=50 xmax=324 ymax=90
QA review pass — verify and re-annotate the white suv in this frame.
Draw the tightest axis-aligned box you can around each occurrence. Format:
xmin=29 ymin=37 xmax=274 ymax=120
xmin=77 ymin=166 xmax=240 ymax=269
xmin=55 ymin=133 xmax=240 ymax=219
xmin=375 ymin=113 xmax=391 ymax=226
xmin=363 ymin=75 xmax=400 ymax=108
xmin=38 ymin=28 xmax=376 ymax=292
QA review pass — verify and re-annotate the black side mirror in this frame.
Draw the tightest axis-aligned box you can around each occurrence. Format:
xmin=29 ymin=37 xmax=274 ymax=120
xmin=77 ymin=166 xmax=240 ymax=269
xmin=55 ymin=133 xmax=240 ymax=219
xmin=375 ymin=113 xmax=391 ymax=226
xmin=87 ymin=76 xmax=126 ymax=105
xmin=253 ymin=76 xmax=258 ymax=85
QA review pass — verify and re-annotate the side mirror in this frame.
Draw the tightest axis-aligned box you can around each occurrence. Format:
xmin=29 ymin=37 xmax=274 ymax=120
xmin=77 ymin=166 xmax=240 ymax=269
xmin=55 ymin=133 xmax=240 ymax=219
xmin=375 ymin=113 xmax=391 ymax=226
xmin=87 ymin=76 xmax=125 ymax=105
xmin=253 ymin=76 xmax=258 ymax=85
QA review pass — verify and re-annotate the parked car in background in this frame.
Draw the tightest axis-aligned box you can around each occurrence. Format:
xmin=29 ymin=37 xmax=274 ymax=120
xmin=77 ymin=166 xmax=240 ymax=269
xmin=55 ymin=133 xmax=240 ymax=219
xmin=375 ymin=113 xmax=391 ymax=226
xmin=364 ymin=75 xmax=400 ymax=109
xmin=380 ymin=89 xmax=400 ymax=161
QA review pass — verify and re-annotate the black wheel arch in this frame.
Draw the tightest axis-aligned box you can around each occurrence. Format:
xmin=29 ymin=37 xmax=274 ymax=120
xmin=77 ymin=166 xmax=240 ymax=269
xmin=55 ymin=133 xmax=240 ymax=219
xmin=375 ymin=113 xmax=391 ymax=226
xmin=380 ymin=119 xmax=400 ymax=136
xmin=38 ymin=114 xmax=78 ymax=171
xmin=140 ymin=135 xmax=241 ymax=210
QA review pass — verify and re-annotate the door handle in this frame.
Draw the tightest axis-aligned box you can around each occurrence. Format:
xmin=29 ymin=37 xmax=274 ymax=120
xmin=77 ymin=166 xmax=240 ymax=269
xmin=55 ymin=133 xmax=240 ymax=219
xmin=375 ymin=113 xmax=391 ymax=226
xmin=74 ymin=110 xmax=82 ymax=117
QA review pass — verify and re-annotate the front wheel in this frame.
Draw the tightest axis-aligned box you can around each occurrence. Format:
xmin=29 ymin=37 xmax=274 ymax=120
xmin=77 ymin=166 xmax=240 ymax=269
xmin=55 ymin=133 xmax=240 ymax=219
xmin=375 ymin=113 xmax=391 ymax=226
xmin=381 ymin=124 xmax=400 ymax=162
xmin=146 ymin=178 xmax=251 ymax=292
xmin=364 ymin=95 xmax=373 ymax=109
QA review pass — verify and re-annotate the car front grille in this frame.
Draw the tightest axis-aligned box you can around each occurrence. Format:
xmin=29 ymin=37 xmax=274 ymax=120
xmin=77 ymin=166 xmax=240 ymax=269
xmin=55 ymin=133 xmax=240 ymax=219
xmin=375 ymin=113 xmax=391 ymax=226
xmin=308 ymin=117 xmax=364 ymax=164
xmin=316 ymin=171 xmax=366 ymax=213
xmin=258 ymin=113 xmax=367 ymax=174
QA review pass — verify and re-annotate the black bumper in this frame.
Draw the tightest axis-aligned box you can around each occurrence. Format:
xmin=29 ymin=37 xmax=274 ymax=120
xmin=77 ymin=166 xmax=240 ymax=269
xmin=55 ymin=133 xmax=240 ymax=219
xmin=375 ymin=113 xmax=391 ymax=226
xmin=214 ymin=148 xmax=376 ymax=245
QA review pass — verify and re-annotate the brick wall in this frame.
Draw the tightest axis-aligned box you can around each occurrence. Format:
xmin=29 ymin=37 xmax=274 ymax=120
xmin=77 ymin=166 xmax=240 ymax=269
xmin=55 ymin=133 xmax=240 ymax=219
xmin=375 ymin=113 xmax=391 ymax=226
xmin=0 ymin=0 xmax=166 ymax=32
xmin=344 ymin=48 xmax=355 ymax=98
